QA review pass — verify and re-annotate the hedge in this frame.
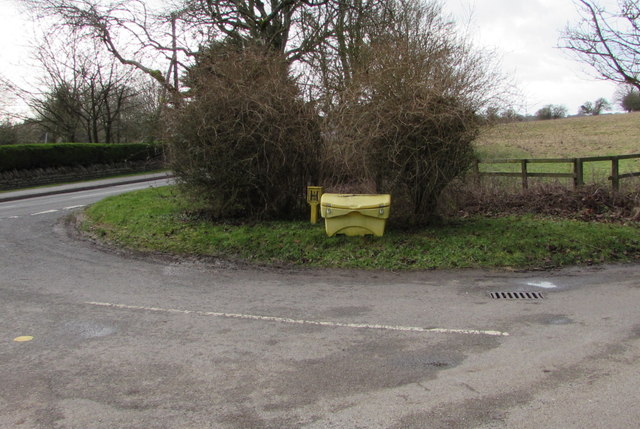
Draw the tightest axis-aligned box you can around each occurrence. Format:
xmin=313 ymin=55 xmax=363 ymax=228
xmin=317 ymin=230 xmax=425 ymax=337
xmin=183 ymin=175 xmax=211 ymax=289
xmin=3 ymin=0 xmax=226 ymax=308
xmin=0 ymin=143 xmax=164 ymax=172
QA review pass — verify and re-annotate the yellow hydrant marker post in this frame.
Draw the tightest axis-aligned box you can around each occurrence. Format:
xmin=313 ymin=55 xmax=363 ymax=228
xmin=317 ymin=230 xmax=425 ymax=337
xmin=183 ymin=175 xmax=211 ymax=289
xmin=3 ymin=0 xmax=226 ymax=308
xmin=306 ymin=186 xmax=324 ymax=224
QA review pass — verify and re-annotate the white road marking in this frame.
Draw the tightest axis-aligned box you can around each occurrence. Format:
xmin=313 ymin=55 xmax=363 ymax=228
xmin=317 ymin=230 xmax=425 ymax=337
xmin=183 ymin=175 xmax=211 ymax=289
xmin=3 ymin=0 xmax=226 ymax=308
xmin=64 ymin=205 xmax=86 ymax=210
xmin=30 ymin=209 xmax=59 ymax=216
xmin=85 ymin=302 xmax=510 ymax=337
xmin=526 ymin=281 xmax=557 ymax=289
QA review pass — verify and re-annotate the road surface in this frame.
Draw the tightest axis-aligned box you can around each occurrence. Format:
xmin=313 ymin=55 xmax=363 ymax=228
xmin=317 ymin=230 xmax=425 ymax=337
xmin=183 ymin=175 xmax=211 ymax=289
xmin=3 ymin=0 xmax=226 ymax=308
xmin=1 ymin=181 xmax=639 ymax=428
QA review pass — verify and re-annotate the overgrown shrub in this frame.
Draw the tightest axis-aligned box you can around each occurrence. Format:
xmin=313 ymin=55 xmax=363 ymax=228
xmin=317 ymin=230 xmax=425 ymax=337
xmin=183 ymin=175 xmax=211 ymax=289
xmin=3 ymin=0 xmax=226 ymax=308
xmin=322 ymin=1 xmax=496 ymax=225
xmin=442 ymin=180 xmax=640 ymax=222
xmin=0 ymin=142 xmax=163 ymax=172
xmin=168 ymin=45 xmax=321 ymax=220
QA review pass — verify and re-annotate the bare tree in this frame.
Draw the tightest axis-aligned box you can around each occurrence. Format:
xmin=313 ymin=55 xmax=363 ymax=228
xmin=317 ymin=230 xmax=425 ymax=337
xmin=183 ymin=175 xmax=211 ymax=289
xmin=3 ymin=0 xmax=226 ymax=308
xmin=0 ymin=77 xmax=19 ymax=144
xmin=560 ymin=0 xmax=640 ymax=90
xmin=578 ymin=97 xmax=610 ymax=115
xmin=180 ymin=0 xmax=337 ymax=58
xmin=25 ymin=0 xmax=347 ymax=100
xmin=536 ymin=104 xmax=568 ymax=120
xmin=299 ymin=0 xmax=391 ymax=109
xmin=0 ymin=75 xmax=21 ymax=123
xmin=25 ymin=0 xmax=188 ymax=97
xmin=323 ymin=0 xmax=502 ymax=224
xmin=30 ymin=31 xmax=152 ymax=143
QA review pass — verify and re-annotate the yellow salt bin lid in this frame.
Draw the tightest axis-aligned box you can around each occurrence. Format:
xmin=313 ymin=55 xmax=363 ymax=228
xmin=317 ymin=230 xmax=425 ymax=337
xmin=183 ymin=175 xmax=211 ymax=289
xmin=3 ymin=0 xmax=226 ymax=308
xmin=320 ymin=194 xmax=391 ymax=210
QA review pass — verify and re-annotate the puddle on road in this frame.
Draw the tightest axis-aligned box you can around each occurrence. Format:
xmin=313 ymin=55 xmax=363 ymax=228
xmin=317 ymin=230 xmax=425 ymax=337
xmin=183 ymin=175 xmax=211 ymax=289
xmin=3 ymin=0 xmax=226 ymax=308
xmin=61 ymin=321 xmax=117 ymax=339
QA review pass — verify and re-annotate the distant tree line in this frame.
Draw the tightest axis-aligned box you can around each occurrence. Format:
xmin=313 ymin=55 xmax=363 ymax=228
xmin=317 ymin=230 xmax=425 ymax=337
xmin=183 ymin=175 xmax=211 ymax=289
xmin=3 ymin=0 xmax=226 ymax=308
xmin=0 ymin=32 xmax=162 ymax=145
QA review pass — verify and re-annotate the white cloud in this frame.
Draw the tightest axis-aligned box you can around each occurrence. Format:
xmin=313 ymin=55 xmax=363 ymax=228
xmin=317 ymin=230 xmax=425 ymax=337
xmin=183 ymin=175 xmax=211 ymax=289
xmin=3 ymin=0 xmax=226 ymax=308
xmin=444 ymin=0 xmax=622 ymax=114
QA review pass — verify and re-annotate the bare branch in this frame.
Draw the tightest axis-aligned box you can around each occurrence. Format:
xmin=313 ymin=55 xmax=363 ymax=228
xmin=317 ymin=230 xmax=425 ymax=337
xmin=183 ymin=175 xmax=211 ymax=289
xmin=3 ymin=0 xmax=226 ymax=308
xmin=25 ymin=0 xmax=184 ymax=96
xmin=560 ymin=0 xmax=640 ymax=90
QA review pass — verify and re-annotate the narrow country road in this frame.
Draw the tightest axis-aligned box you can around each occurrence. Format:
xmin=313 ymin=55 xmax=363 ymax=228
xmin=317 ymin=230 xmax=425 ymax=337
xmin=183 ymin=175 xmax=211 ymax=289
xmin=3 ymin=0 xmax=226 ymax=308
xmin=1 ymin=181 xmax=639 ymax=428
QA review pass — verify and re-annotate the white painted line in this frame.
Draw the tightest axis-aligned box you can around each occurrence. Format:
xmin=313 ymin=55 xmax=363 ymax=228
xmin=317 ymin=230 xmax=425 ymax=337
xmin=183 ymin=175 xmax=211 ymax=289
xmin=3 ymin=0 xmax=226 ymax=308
xmin=64 ymin=205 xmax=86 ymax=210
xmin=85 ymin=302 xmax=510 ymax=337
xmin=526 ymin=281 xmax=557 ymax=289
xmin=30 ymin=209 xmax=59 ymax=216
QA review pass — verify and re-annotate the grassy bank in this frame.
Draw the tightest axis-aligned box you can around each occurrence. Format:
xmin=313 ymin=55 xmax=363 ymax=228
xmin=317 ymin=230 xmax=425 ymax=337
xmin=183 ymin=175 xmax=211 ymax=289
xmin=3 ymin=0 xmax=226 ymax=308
xmin=81 ymin=186 xmax=640 ymax=270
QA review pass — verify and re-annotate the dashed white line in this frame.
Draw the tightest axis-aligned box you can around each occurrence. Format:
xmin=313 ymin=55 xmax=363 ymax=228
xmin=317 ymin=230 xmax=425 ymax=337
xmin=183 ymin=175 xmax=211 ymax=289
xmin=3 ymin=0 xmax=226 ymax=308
xmin=64 ymin=205 xmax=86 ymax=210
xmin=30 ymin=209 xmax=60 ymax=216
xmin=85 ymin=301 xmax=510 ymax=337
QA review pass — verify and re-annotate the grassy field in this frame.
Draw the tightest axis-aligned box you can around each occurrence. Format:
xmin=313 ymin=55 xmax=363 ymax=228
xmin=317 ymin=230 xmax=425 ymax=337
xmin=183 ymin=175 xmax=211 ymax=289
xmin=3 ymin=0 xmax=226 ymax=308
xmin=474 ymin=112 xmax=640 ymax=185
xmin=80 ymin=187 xmax=640 ymax=270
xmin=476 ymin=112 xmax=640 ymax=159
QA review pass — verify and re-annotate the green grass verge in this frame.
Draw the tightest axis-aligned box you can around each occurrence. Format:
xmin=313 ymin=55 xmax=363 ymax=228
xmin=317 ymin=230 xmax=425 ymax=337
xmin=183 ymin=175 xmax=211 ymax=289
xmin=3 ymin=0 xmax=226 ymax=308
xmin=80 ymin=186 xmax=640 ymax=270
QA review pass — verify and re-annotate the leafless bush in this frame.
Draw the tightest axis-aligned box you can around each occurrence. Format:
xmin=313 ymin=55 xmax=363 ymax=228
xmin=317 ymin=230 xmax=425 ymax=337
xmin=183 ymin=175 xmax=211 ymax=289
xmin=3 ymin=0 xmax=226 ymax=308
xmin=321 ymin=0 xmax=498 ymax=225
xmin=168 ymin=45 xmax=321 ymax=220
xmin=442 ymin=179 xmax=640 ymax=223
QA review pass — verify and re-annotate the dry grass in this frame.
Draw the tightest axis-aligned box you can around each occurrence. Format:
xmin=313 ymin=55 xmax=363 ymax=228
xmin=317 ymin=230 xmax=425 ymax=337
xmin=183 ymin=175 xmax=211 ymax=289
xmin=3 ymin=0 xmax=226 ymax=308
xmin=445 ymin=181 xmax=640 ymax=223
xmin=475 ymin=112 xmax=640 ymax=159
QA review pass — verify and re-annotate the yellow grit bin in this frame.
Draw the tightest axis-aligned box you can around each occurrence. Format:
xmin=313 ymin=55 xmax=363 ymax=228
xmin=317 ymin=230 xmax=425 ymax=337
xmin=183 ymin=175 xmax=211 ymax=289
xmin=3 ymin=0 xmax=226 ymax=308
xmin=320 ymin=193 xmax=391 ymax=237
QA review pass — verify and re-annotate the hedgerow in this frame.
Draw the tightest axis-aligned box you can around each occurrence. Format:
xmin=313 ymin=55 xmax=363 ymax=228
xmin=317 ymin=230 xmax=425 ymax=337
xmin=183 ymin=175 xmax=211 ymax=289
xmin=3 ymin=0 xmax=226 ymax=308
xmin=0 ymin=143 xmax=163 ymax=172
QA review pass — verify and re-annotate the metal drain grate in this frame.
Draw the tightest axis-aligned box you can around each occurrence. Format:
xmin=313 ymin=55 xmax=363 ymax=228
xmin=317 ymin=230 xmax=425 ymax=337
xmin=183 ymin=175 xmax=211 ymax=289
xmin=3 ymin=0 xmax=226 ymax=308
xmin=489 ymin=291 xmax=544 ymax=300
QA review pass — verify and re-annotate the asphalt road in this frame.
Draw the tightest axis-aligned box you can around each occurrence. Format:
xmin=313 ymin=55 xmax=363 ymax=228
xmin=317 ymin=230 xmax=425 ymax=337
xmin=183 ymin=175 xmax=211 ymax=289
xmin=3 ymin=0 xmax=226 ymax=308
xmin=1 ymin=181 xmax=639 ymax=428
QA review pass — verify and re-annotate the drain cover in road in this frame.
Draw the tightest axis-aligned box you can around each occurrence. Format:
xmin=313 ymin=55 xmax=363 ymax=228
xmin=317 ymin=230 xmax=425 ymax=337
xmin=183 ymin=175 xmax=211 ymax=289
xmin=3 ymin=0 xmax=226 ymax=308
xmin=489 ymin=291 xmax=544 ymax=300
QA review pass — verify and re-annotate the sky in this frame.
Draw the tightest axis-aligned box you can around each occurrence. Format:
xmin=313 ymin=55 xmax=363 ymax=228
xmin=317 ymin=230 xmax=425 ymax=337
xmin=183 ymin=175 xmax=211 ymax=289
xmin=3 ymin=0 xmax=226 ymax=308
xmin=0 ymin=0 xmax=626 ymax=117
xmin=442 ymin=0 xmax=622 ymax=115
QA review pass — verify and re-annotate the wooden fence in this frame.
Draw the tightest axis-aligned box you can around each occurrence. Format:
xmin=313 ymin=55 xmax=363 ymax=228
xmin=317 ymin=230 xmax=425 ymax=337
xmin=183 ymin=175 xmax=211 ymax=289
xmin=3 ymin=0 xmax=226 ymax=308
xmin=473 ymin=153 xmax=640 ymax=191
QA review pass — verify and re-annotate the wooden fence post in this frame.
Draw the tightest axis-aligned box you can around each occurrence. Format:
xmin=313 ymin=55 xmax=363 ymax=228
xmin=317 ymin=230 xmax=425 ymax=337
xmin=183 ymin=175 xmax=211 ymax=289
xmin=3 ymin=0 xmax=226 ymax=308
xmin=573 ymin=158 xmax=584 ymax=189
xmin=611 ymin=157 xmax=620 ymax=192
xmin=521 ymin=160 xmax=528 ymax=190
